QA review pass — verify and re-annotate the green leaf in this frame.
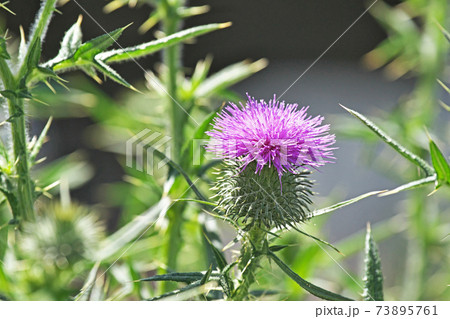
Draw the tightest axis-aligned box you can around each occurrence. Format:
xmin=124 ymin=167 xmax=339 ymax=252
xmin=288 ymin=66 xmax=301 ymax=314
xmin=98 ymin=23 xmax=231 ymax=64
xmin=47 ymin=16 xmax=83 ymax=65
xmin=203 ymin=232 xmax=227 ymax=271
xmin=268 ymin=251 xmax=353 ymax=301
xmin=148 ymin=146 xmax=208 ymax=201
xmin=378 ymin=176 xmax=436 ymax=197
xmin=195 ymin=59 xmax=268 ymax=98
xmin=309 ymin=190 xmax=385 ymax=218
xmin=0 ymin=37 xmax=10 ymax=60
xmin=292 ymin=227 xmax=342 ymax=254
xmin=73 ymin=25 xmax=128 ymax=61
xmin=0 ymin=216 xmax=9 ymax=262
xmin=340 ymin=104 xmax=435 ymax=176
xmin=200 ymin=265 xmax=213 ymax=285
xmin=147 ymin=280 xmax=212 ymax=301
xmin=17 ymin=0 xmax=57 ymax=79
xmin=190 ymin=56 xmax=213 ymax=90
xmin=139 ymin=272 xmax=215 ymax=284
xmin=362 ymin=223 xmax=384 ymax=301
xmin=269 ymin=244 xmax=289 ymax=252
xmin=174 ymin=198 xmax=216 ymax=206
xmin=92 ymin=58 xmax=137 ymax=91
xmin=26 ymin=37 xmax=42 ymax=72
xmin=428 ymin=137 xmax=450 ymax=189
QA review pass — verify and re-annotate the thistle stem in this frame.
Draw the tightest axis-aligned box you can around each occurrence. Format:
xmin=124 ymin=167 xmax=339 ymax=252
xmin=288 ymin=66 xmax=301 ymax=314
xmin=161 ymin=0 xmax=184 ymax=163
xmin=0 ymin=60 xmax=34 ymax=222
xmin=160 ymin=0 xmax=186 ymax=291
xmin=8 ymin=98 xmax=35 ymax=222
xmin=232 ymin=226 xmax=267 ymax=301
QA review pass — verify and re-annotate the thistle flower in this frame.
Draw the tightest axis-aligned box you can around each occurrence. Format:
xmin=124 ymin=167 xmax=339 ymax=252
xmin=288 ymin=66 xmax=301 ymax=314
xmin=206 ymin=94 xmax=336 ymax=228
xmin=206 ymin=95 xmax=335 ymax=178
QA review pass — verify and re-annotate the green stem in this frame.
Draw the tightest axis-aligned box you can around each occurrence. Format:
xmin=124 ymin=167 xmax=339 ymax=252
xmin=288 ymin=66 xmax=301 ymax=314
xmin=162 ymin=0 xmax=185 ymax=164
xmin=232 ymin=226 xmax=267 ymax=301
xmin=17 ymin=0 xmax=57 ymax=80
xmin=0 ymin=61 xmax=34 ymax=222
xmin=8 ymin=98 xmax=35 ymax=222
xmin=160 ymin=0 xmax=186 ymax=291
xmin=402 ymin=190 xmax=427 ymax=300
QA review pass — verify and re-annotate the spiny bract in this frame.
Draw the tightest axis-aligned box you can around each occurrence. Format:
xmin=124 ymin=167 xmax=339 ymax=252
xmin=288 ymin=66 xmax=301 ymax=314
xmin=213 ymin=161 xmax=314 ymax=229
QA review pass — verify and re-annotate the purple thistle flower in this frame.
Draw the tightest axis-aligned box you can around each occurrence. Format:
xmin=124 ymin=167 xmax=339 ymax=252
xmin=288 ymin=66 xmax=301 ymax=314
xmin=206 ymin=94 xmax=336 ymax=178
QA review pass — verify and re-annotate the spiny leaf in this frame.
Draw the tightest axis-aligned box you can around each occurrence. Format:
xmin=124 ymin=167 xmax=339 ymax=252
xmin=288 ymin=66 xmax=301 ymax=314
xmin=147 ymin=280 xmax=215 ymax=301
xmin=17 ymin=0 xmax=57 ymax=79
xmin=73 ymin=25 xmax=128 ymax=61
xmin=269 ymin=244 xmax=289 ymax=252
xmin=309 ymin=190 xmax=385 ymax=218
xmin=292 ymin=227 xmax=342 ymax=254
xmin=98 ymin=23 xmax=231 ymax=64
xmin=174 ymin=198 xmax=216 ymax=206
xmin=26 ymin=37 xmax=41 ymax=72
xmin=378 ymin=176 xmax=436 ymax=197
xmin=200 ymin=265 xmax=213 ymax=285
xmin=0 ymin=37 xmax=10 ymax=59
xmin=47 ymin=15 xmax=83 ymax=65
xmin=203 ymin=232 xmax=227 ymax=271
xmin=92 ymin=58 xmax=138 ymax=91
xmin=362 ymin=223 xmax=384 ymax=301
xmin=147 ymin=146 xmax=208 ymax=201
xmin=139 ymin=272 xmax=214 ymax=284
xmin=428 ymin=136 xmax=450 ymax=190
xmin=340 ymin=104 xmax=435 ymax=176
xmin=268 ymin=251 xmax=353 ymax=301
xmin=195 ymin=59 xmax=268 ymax=98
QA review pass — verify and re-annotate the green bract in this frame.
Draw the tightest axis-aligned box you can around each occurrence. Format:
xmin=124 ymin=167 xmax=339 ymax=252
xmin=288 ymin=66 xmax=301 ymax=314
xmin=213 ymin=161 xmax=313 ymax=229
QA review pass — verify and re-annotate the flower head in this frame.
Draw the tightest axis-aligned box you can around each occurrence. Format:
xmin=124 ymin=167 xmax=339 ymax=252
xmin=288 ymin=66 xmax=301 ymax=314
xmin=206 ymin=95 xmax=336 ymax=229
xmin=206 ymin=94 xmax=335 ymax=178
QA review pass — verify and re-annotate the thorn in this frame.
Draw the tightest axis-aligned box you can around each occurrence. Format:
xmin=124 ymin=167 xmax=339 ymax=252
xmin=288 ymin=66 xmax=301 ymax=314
xmin=424 ymin=127 xmax=432 ymax=141
xmin=56 ymin=79 xmax=70 ymax=91
xmin=34 ymin=157 xmax=47 ymax=165
xmin=339 ymin=103 xmax=352 ymax=113
xmin=123 ymin=22 xmax=134 ymax=31
xmin=0 ymin=1 xmax=15 ymax=15
xmin=427 ymin=188 xmax=438 ymax=196
xmin=129 ymin=85 xmax=143 ymax=94
xmin=44 ymin=80 xmax=56 ymax=94
xmin=32 ymin=97 xmax=49 ymax=106
xmin=19 ymin=25 xmax=25 ymax=43
xmin=219 ymin=22 xmax=232 ymax=29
